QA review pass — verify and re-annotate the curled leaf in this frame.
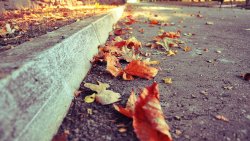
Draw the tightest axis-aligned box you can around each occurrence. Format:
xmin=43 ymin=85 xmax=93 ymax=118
xmin=124 ymin=60 xmax=158 ymax=80
xmin=105 ymin=53 xmax=123 ymax=77
xmin=114 ymin=90 xmax=137 ymax=118
xmin=133 ymin=82 xmax=172 ymax=141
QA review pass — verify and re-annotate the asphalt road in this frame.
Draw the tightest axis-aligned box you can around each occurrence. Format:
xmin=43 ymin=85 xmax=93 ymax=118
xmin=57 ymin=3 xmax=250 ymax=141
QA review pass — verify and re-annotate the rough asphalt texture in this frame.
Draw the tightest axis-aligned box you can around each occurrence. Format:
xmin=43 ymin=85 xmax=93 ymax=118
xmin=57 ymin=3 xmax=250 ymax=141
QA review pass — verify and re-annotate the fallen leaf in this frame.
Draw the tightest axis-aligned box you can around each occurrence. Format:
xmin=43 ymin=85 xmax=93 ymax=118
xmin=95 ymin=89 xmax=121 ymax=105
xmin=84 ymin=93 xmax=96 ymax=103
xmin=143 ymin=58 xmax=160 ymax=65
xmin=243 ymin=73 xmax=250 ymax=81
xmin=118 ymin=128 xmax=127 ymax=133
xmin=87 ymin=108 xmax=93 ymax=115
xmin=124 ymin=60 xmax=158 ymax=80
xmin=167 ymin=50 xmax=176 ymax=56
xmin=138 ymin=28 xmax=144 ymax=33
xmin=84 ymin=81 xmax=110 ymax=93
xmin=175 ymin=129 xmax=182 ymax=136
xmin=105 ymin=53 xmax=123 ymax=77
xmin=163 ymin=77 xmax=172 ymax=84
xmin=121 ymin=47 xmax=142 ymax=62
xmin=150 ymin=19 xmax=159 ymax=25
xmin=215 ymin=50 xmax=222 ymax=53
xmin=223 ymin=86 xmax=233 ymax=90
xmin=84 ymin=81 xmax=121 ymax=105
xmin=74 ymin=90 xmax=81 ymax=97
xmin=206 ymin=21 xmax=214 ymax=25
xmin=114 ymin=28 xmax=125 ymax=36
xmin=114 ymin=90 xmax=137 ymax=118
xmin=183 ymin=46 xmax=192 ymax=52
xmin=133 ymin=82 xmax=172 ymax=141
xmin=215 ymin=115 xmax=229 ymax=122
xmin=52 ymin=132 xmax=68 ymax=141
xmin=122 ymin=72 xmax=134 ymax=81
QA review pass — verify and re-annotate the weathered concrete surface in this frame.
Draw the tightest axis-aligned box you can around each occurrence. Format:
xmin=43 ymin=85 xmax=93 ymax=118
xmin=0 ymin=6 xmax=125 ymax=141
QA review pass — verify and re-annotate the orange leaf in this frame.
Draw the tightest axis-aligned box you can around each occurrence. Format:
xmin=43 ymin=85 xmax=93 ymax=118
xmin=114 ymin=90 xmax=137 ymax=118
xmin=183 ymin=46 xmax=192 ymax=52
xmin=122 ymin=72 xmax=134 ymax=81
xmin=105 ymin=53 xmax=122 ymax=77
xmin=133 ymin=82 xmax=172 ymax=141
xmin=124 ymin=60 xmax=158 ymax=80
xmin=150 ymin=19 xmax=159 ymax=25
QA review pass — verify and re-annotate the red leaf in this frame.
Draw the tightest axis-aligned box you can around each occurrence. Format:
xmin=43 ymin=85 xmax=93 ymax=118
xmin=114 ymin=41 xmax=127 ymax=48
xmin=133 ymin=82 xmax=172 ymax=141
xmin=114 ymin=28 xmax=125 ymax=36
xmin=124 ymin=60 xmax=158 ymax=80
xmin=114 ymin=90 xmax=137 ymax=118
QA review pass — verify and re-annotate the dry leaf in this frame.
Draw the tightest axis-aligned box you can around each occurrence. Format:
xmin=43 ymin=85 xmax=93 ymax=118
xmin=84 ymin=81 xmax=109 ymax=93
xmin=143 ymin=58 xmax=160 ymax=65
xmin=124 ymin=60 xmax=158 ymax=80
xmin=114 ymin=90 xmax=137 ymax=118
xmin=167 ymin=50 xmax=176 ymax=56
xmin=133 ymin=82 xmax=172 ymax=141
xmin=121 ymin=47 xmax=142 ymax=62
xmin=183 ymin=46 xmax=192 ymax=52
xmin=215 ymin=115 xmax=229 ymax=122
xmin=52 ymin=132 xmax=68 ymax=141
xmin=105 ymin=53 xmax=123 ymax=77
xmin=87 ymin=108 xmax=93 ymax=115
xmin=84 ymin=81 xmax=121 ymax=105
xmin=150 ymin=19 xmax=159 ymax=25
xmin=122 ymin=72 xmax=134 ymax=81
xmin=206 ymin=21 xmax=214 ymax=25
xmin=95 ymin=89 xmax=121 ymax=105
xmin=118 ymin=128 xmax=127 ymax=133
xmin=114 ymin=83 xmax=172 ymax=141
xmin=163 ymin=77 xmax=172 ymax=84
xmin=74 ymin=90 xmax=81 ymax=97
xmin=84 ymin=93 xmax=96 ymax=103
xmin=114 ymin=28 xmax=125 ymax=36
xmin=243 ymin=73 xmax=250 ymax=81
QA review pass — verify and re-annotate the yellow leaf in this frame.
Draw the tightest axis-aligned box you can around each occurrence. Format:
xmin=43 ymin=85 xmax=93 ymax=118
xmin=84 ymin=81 xmax=121 ymax=105
xmin=163 ymin=77 xmax=172 ymax=84
xmin=143 ymin=58 xmax=160 ymax=65
xmin=166 ymin=50 xmax=176 ymax=56
xmin=84 ymin=93 xmax=96 ymax=103
xmin=84 ymin=81 xmax=109 ymax=93
xmin=95 ymin=90 xmax=121 ymax=105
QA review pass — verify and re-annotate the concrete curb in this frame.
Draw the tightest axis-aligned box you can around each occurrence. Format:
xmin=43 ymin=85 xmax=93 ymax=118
xmin=0 ymin=6 xmax=125 ymax=141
